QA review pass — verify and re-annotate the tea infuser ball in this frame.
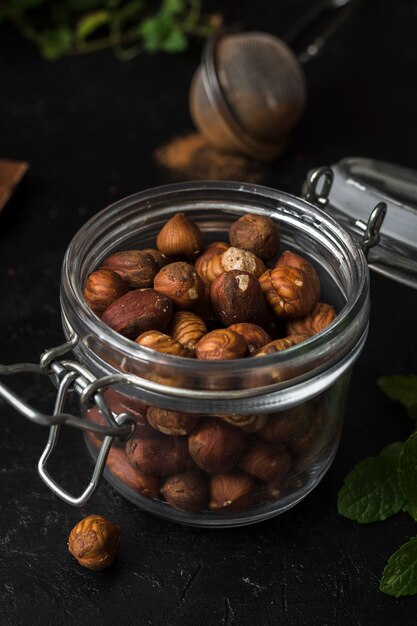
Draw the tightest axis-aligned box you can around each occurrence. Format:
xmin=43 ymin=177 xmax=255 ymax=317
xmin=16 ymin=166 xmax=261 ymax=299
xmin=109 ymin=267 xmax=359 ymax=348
xmin=189 ymin=31 xmax=306 ymax=162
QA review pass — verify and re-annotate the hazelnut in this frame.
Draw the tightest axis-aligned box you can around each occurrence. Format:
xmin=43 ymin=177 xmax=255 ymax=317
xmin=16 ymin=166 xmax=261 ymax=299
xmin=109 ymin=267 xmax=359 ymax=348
xmin=141 ymin=248 xmax=170 ymax=269
xmin=188 ymin=419 xmax=246 ymax=473
xmin=211 ymin=270 xmax=269 ymax=327
xmin=207 ymin=241 xmax=229 ymax=251
xmin=254 ymin=333 xmax=312 ymax=356
xmin=221 ymin=247 xmax=266 ymax=278
xmin=153 ymin=261 xmax=205 ymax=309
xmin=259 ymin=406 xmax=312 ymax=443
xmin=239 ymin=441 xmax=291 ymax=482
xmin=229 ymin=213 xmax=280 ymax=261
xmin=156 ymin=212 xmax=204 ymax=259
xmin=102 ymin=250 xmax=159 ymax=289
xmin=126 ymin=436 xmax=191 ymax=476
xmin=101 ymin=288 xmax=173 ymax=339
xmin=263 ymin=473 xmax=307 ymax=501
xmin=160 ymin=471 xmax=208 ymax=512
xmin=259 ymin=266 xmax=318 ymax=318
xmin=217 ymin=414 xmax=268 ymax=433
xmin=68 ymin=514 xmax=120 ymax=571
xmin=84 ymin=269 xmax=129 ymax=315
xmin=275 ymin=250 xmax=320 ymax=301
xmin=135 ymin=330 xmax=194 ymax=357
xmin=146 ymin=406 xmax=198 ymax=436
xmin=192 ymin=285 xmax=217 ymax=322
xmin=286 ymin=302 xmax=336 ymax=335
xmin=106 ymin=447 xmax=159 ymax=498
xmin=195 ymin=329 xmax=247 ymax=360
xmin=209 ymin=472 xmax=255 ymax=513
xmin=195 ymin=247 xmax=225 ymax=284
xmin=170 ymin=311 xmax=207 ymax=350
xmin=228 ymin=323 xmax=271 ymax=354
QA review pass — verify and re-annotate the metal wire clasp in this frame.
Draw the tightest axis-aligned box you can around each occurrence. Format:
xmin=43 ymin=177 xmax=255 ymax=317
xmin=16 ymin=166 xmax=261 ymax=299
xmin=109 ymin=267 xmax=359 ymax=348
xmin=0 ymin=334 xmax=136 ymax=506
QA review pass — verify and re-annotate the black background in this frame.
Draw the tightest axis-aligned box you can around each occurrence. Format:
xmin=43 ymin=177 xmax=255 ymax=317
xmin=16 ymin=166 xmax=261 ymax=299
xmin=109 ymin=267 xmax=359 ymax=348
xmin=1 ymin=1 xmax=417 ymax=624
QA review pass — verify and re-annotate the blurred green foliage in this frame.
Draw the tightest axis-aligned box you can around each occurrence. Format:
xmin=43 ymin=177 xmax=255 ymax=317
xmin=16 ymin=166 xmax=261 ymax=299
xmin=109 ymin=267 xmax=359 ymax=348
xmin=0 ymin=0 xmax=220 ymax=60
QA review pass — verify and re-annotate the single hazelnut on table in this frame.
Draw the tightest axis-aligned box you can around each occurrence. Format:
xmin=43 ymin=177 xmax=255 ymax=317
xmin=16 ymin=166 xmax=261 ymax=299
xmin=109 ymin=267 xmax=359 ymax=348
xmin=170 ymin=311 xmax=207 ymax=350
xmin=146 ymin=406 xmax=198 ymax=436
xmin=106 ymin=447 xmax=159 ymax=499
xmin=211 ymin=270 xmax=269 ymax=327
xmin=160 ymin=471 xmax=209 ymax=512
xmin=286 ymin=302 xmax=336 ymax=335
xmin=84 ymin=269 xmax=129 ymax=315
xmin=239 ymin=441 xmax=291 ymax=482
xmin=195 ymin=329 xmax=248 ymax=360
xmin=101 ymin=288 xmax=173 ymax=339
xmin=275 ymin=250 xmax=320 ymax=301
xmin=217 ymin=414 xmax=268 ymax=433
xmin=259 ymin=266 xmax=318 ymax=319
xmin=102 ymin=250 xmax=159 ymax=289
xmin=135 ymin=330 xmax=194 ymax=357
xmin=209 ymin=472 xmax=255 ymax=513
xmin=228 ymin=323 xmax=272 ymax=354
xmin=68 ymin=514 xmax=120 ymax=571
xmin=156 ymin=212 xmax=204 ymax=259
xmin=188 ymin=419 xmax=247 ymax=473
xmin=153 ymin=261 xmax=205 ymax=309
xmin=254 ymin=333 xmax=312 ymax=356
xmin=126 ymin=436 xmax=191 ymax=476
xmin=259 ymin=405 xmax=312 ymax=443
xmin=229 ymin=213 xmax=280 ymax=261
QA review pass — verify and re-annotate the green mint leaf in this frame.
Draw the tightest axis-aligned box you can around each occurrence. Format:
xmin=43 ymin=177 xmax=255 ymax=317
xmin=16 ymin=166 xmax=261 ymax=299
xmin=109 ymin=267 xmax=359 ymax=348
xmin=380 ymin=442 xmax=404 ymax=458
xmin=39 ymin=27 xmax=73 ymax=60
xmin=76 ymin=10 xmax=110 ymax=42
xmin=161 ymin=27 xmax=187 ymax=52
xmin=380 ymin=537 xmax=417 ymax=597
xmin=378 ymin=375 xmax=417 ymax=420
xmin=398 ymin=431 xmax=417 ymax=506
xmin=161 ymin=0 xmax=185 ymax=17
xmin=338 ymin=456 xmax=405 ymax=523
xmin=403 ymin=502 xmax=417 ymax=522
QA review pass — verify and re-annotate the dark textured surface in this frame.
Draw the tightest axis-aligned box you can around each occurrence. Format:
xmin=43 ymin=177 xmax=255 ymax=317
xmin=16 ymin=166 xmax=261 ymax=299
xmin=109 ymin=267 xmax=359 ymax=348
xmin=1 ymin=1 xmax=417 ymax=624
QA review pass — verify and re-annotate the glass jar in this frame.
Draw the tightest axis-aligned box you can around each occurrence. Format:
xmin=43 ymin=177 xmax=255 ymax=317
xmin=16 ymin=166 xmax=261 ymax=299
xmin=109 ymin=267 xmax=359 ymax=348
xmin=56 ymin=180 xmax=370 ymax=527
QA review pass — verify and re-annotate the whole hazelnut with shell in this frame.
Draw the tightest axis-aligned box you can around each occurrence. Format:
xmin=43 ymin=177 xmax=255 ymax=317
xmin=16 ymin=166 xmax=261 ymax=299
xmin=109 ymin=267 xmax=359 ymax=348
xmin=170 ymin=311 xmax=207 ymax=350
xmin=102 ymin=250 xmax=159 ymax=289
xmin=211 ymin=270 xmax=269 ymax=327
xmin=239 ymin=441 xmax=291 ymax=482
xmin=259 ymin=266 xmax=318 ymax=319
xmin=156 ymin=212 xmax=204 ymax=259
xmin=153 ymin=261 xmax=205 ymax=309
xmin=188 ymin=419 xmax=246 ymax=473
xmin=276 ymin=250 xmax=320 ymax=301
xmin=135 ymin=330 xmax=194 ymax=357
xmin=195 ymin=328 xmax=247 ymax=360
xmin=229 ymin=213 xmax=280 ymax=261
xmin=209 ymin=472 xmax=255 ymax=513
xmin=286 ymin=302 xmax=336 ymax=336
xmin=84 ymin=269 xmax=129 ymax=315
xmin=126 ymin=436 xmax=191 ymax=476
xmin=68 ymin=514 xmax=120 ymax=571
xmin=161 ymin=471 xmax=209 ymax=512
xmin=106 ymin=447 xmax=159 ymax=498
xmin=146 ymin=406 xmax=198 ymax=436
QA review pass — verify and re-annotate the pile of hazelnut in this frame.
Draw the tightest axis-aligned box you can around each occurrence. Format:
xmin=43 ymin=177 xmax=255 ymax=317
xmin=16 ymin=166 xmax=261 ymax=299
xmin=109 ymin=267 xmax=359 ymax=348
xmin=84 ymin=211 xmax=337 ymax=515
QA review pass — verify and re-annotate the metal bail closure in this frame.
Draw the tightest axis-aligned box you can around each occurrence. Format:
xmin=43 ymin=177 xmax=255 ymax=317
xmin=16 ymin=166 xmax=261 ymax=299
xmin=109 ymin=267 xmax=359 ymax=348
xmin=358 ymin=202 xmax=387 ymax=258
xmin=0 ymin=336 xmax=136 ymax=507
xmin=303 ymin=166 xmax=334 ymax=207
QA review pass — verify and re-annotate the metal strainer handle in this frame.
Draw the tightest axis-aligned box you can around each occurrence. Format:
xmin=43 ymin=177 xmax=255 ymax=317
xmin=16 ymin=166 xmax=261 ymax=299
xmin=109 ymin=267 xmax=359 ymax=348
xmin=284 ymin=0 xmax=363 ymax=63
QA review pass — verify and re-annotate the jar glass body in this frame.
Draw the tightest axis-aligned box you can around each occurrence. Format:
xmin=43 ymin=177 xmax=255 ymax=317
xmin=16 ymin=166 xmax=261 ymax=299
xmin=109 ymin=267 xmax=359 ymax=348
xmin=61 ymin=182 xmax=369 ymax=527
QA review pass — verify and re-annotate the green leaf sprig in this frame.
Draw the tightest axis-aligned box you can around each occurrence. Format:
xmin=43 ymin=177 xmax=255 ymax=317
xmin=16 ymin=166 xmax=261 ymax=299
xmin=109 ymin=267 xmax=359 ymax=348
xmin=0 ymin=0 xmax=222 ymax=60
xmin=338 ymin=375 xmax=417 ymax=598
